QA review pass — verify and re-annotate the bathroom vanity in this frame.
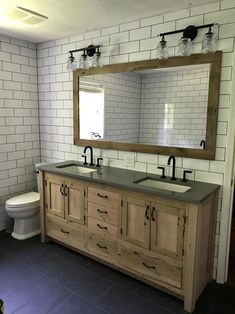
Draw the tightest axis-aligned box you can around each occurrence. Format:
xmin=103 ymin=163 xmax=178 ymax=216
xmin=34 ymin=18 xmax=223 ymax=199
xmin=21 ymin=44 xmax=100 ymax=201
xmin=38 ymin=161 xmax=219 ymax=313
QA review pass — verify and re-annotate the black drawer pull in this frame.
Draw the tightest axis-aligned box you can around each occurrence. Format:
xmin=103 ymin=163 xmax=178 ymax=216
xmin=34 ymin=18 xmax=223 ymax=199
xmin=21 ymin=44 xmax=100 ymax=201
xmin=97 ymin=243 xmax=107 ymax=249
xmin=97 ymin=208 xmax=108 ymax=214
xmin=60 ymin=184 xmax=64 ymax=196
xmin=142 ymin=262 xmax=155 ymax=269
xmin=97 ymin=224 xmax=107 ymax=230
xmin=97 ymin=193 xmax=108 ymax=199
xmin=145 ymin=205 xmax=150 ymax=220
xmin=61 ymin=229 xmax=69 ymax=235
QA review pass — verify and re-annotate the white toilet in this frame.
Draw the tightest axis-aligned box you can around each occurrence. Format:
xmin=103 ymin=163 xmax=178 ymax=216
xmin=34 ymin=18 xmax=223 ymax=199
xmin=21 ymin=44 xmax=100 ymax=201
xmin=5 ymin=163 xmax=47 ymax=240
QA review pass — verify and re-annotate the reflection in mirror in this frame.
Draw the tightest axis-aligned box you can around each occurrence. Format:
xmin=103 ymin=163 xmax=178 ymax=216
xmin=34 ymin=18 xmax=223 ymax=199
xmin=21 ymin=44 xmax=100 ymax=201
xmin=79 ymin=64 xmax=210 ymax=149
xmin=79 ymin=81 xmax=104 ymax=139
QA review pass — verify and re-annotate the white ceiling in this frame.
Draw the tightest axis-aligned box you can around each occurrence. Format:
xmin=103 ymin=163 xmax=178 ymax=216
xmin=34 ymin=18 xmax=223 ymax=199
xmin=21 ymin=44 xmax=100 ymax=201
xmin=0 ymin=0 xmax=220 ymax=43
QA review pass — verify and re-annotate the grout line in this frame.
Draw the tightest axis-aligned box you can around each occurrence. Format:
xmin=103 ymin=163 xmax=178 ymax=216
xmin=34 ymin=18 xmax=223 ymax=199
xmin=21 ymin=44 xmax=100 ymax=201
xmin=44 ymin=293 xmax=74 ymax=314
xmin=91 ymin=283 xmax=115 ymax=305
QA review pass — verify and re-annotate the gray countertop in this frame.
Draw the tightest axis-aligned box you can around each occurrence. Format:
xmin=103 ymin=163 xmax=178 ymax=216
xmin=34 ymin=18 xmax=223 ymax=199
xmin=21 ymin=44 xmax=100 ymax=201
xmin=38 ymin=161 xmax=220 ymax=204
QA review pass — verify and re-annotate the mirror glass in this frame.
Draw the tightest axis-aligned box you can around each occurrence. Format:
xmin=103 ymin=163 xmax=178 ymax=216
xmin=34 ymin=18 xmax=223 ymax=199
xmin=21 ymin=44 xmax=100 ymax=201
xmin=79 ymin=64 xmax=210 ymax=149
xmin=73 ymin=52 xmax=221 ymax=160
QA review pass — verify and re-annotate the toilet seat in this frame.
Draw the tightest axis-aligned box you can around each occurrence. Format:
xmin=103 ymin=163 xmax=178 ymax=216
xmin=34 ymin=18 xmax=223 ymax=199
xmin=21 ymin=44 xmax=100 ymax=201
xmin=6 ymin=192 xmax=40 ymax=209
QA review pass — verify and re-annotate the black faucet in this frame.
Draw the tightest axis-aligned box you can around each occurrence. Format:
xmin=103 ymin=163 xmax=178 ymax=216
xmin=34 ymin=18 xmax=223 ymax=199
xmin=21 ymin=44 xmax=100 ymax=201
xmin=200 ymin=140 xmax=206 ymax=149
xmin=167 ymin=156 xmax=176 ymax=180
xmin=83 ymin=146 xmax=94 ymax=166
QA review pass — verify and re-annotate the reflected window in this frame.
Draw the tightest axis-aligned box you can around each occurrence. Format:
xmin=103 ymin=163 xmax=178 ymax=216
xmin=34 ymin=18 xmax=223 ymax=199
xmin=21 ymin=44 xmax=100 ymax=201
xmin=79 ymin=82 xmax=104 ymax=139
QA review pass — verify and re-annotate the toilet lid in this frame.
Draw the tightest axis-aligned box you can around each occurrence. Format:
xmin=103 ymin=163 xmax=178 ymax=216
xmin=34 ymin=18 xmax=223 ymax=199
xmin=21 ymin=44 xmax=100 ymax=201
xmin=6 ymin=192 xmax=40 ymax=207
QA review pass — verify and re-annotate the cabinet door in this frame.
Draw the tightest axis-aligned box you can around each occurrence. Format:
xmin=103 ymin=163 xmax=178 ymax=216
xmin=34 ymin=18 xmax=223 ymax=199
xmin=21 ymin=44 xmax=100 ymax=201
xmin=64 ymin=180 xmax=85 ymax=225
xmin=121 ymin=196 xmax=150 ymax=249
xmin=150 ymin=203 xmax=185 ymax=259
xmin=45 ymin=175 xmax=64 ymax=218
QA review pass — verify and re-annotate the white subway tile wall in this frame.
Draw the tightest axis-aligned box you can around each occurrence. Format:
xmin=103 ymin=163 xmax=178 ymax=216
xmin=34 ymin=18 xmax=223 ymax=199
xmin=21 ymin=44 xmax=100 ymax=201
xmin=0 ymin=38 xmax=40 ymax=229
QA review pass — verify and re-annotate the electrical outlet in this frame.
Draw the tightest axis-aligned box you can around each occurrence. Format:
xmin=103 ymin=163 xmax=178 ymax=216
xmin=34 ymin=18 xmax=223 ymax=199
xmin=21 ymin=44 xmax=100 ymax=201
xmin=125 ymin=156 xmax=135 ymax=167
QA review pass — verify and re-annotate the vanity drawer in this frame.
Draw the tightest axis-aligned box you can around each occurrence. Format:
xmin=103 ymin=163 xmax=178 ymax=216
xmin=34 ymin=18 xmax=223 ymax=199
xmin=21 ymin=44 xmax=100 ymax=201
xmin=119 ymin=244 xmax=182 ymax=289
xmin=88 ymin=217 xmax=118 ymax=237
xmin=88 ymin=187 xmax=119 ymax=209
xmin=88 ymin=202 xmax=118 ymax=225
xmin=46 ymin=215 xmax=85 ymax=250
xmin=88 ymin=233 xmax=117 ymax=261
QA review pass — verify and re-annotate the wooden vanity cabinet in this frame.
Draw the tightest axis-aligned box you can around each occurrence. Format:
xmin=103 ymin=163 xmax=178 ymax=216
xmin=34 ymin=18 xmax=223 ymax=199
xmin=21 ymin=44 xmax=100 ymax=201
xmin=120 ymin=193 xmax=185 ymax=292
xmin=45 ymin=173 xmax=86 ymax=225
xmin=121 ymin=194 xmax=185 ymax=260
xmin=40 ymin=171 xmax=218 ymax=313
xmin=43 ymin=173 xmax=86 ymax=250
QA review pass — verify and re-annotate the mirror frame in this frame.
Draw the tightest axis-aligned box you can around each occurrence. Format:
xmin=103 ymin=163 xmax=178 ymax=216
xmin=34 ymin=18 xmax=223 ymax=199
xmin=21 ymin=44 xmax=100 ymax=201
xmin=73 ymin=51 xmax=222 ymax=160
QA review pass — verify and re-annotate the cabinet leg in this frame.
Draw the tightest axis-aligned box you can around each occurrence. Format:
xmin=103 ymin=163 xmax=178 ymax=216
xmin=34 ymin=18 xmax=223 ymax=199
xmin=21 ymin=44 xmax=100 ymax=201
xmin=184 ymin=296 xmax=196 ymax=313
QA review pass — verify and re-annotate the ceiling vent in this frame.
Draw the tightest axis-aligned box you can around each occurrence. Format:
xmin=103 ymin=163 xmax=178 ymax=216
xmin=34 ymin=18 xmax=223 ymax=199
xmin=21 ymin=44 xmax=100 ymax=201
xmin=5 ymin=6 xmax=48 ymax=25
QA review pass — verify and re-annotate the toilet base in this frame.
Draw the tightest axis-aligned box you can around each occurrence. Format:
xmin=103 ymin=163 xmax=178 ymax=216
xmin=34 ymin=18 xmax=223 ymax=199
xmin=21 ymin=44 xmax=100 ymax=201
xmin=11 ymin=212 xmax=41 ymax=240
xmin=12 ymin=229 xmax=41 ymax=240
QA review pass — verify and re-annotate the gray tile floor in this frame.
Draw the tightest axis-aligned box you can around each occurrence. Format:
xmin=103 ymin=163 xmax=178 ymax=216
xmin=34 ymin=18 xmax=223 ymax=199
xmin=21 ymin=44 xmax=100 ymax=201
xmin=0 ymin=231 xmax=235 ymax=314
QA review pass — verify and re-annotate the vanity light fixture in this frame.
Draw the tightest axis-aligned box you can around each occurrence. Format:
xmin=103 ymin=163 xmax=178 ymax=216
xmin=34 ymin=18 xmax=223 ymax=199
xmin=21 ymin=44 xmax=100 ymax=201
xmin=67 ymin=44 xmax=103 ymax=71
xmin=157 ymin=23 xmax=217 ymax=59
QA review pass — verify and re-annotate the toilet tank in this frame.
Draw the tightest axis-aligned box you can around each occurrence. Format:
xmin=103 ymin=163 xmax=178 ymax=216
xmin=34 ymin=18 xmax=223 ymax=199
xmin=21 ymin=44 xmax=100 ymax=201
xmin=35 ymin=163 xmax=49 ymax=191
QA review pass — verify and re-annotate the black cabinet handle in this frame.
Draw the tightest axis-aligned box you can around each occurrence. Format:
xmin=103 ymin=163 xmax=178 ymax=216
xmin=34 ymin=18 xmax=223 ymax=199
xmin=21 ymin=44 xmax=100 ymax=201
xmin=60 ymin=184 xmax=64 ymax=196
xmin=61 ymin=229 xmax=69 ymax=234
xmin=97 ymin=208 xmax=108 ymax=214
xmin=145 ymin=205 xmax=150 ymax=220
xmin=97 ymin=243 xmax=107 ymax=249
xmin=142 ymin=262 xmax=155 ymax=269
xmin=151 ymin=207 xmax=156 ymax=221
xmin=97 ymin=224 xmax=108 ymax=230
xmin=64 ymin=185 xmax=68 ymax=196
xmin=97 ymin=193 xmax=108 ymax=199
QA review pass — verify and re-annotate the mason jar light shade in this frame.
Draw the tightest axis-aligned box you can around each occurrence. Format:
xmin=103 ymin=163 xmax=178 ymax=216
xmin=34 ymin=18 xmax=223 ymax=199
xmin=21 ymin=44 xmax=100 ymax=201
xmin=202 ymin=28 xmax=217 ymax=54
xmin=78 ymin=52 xmax=89 ymax=69
xmin=156 ymin=36 xmax=169 ymax=59
xmin=90 ymin=48 xmax=103 ymax=68
xmin=67 ymin=53 xmax=77 ymax=71
xmin=95 ymin=48 xmax=103 ymax=67
xmin=177 ymin=37 xmax=192 ymax=56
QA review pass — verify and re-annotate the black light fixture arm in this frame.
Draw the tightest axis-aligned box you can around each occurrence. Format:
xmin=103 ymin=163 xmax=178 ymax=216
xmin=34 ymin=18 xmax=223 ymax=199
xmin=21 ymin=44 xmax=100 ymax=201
xmin=159 ymin=23 xmax=216 ymax=41
xmin=69 ymin=44 xmax=103 ymax=57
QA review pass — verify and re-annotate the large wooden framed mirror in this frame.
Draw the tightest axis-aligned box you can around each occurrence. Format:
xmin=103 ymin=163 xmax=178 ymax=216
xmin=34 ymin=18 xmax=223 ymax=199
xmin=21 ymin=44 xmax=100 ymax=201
xmin=73 ymin=51 xmax=222 ymax=160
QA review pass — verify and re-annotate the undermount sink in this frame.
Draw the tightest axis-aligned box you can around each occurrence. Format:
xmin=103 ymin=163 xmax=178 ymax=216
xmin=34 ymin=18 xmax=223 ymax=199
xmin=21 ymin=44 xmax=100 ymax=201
xmin=56 ymin=164 xmax=97 ymax=174
xmin=134 ymin=177 xmax=191 ymax=193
